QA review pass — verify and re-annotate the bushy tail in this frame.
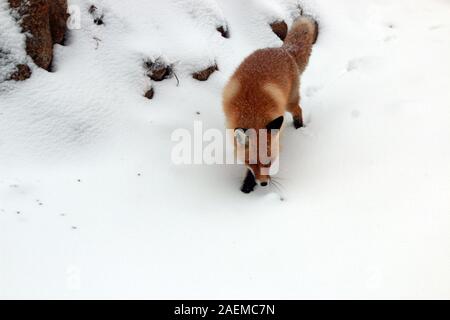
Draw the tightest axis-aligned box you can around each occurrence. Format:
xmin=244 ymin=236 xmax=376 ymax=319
xmin=282 ymin=16 xmax=318 ymax=72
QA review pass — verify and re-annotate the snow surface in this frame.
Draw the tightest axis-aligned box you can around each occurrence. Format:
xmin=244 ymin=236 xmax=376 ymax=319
xmin=0 ymin=0 xmax=449 ymax=299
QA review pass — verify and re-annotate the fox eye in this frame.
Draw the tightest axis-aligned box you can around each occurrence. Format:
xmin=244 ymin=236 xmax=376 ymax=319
xmin=266 ymin=116 xmax=284 ymax=132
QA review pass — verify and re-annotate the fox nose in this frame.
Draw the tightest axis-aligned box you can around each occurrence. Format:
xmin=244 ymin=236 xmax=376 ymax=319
xmin=261 ymin=182 xmax=268 ymax=187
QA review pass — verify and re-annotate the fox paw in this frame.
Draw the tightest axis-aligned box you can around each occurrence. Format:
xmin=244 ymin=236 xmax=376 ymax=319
xmin=293 ymin=117 xmax=304 ymax=129
xmin=241 ymin=184 xmax=255 ymax=194
xmin=241 ymin=170 xmax=257 ymax=193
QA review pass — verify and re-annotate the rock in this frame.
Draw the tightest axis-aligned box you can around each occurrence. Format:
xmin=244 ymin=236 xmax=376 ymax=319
xmin=9 ymin=64 xmax=32 ymax=81
xmin=192 ymin=64 xmax=218 ymax=81
xmin=145 ymin=59 xmax=173 ymax=82
xmin=216 ymin=25 xmax=230 ymax=38
xmin=94 ymin=17 xmax=104 ymax=25
xmin=8 ymin=0 xmax=68 ymax=70
xmin=1 ymin=48 xmax=31 ymax=82
xmin=144 ymin=88 xmax=154 ymax=99
xmin=89 ymin=5 xmax=104 ymax=25
xmin=9 ymin=0 xmax=53 ymax=69
xmin=270 ymin=20 xmax=288 ymax=41
xmin=49 ymin=0 xmax=69 ymax=44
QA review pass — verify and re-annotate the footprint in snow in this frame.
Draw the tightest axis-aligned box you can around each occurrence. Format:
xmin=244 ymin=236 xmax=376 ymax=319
xmin=305 ymin=85 xmax=323 ymax=98
xmin=429 ymin=25 xmax=443 ymax=31
xmin=346 ymin=56 xmax=382 ymax=73
xmin=384 ymin=35 xmax=397 ymax=42
xmin=346 ymin=58 xmax=364 ymax=72
xmin=351 ymin=109 xmax=361 ymax=119
xmin=383 ymin=23 xmax=397 ymax=42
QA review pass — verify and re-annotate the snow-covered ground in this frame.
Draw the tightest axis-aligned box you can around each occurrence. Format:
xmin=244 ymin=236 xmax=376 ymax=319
xmin=1 ymin=0 xmax=449 ymax=299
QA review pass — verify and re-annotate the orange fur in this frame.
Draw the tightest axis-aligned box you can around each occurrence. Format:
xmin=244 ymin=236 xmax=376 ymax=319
xmin=222 ymin=16 xmax=318 ymax=188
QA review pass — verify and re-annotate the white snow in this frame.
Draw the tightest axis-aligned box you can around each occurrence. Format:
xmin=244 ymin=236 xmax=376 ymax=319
xmin=0 ymin=0 xmax=449 ymax=299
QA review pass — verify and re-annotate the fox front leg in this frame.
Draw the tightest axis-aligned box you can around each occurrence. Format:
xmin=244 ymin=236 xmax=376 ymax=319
xmin=241 ymin=169 xmax=257 ymax=193
xmin=288 ymin=103 xmax=304 ymax=129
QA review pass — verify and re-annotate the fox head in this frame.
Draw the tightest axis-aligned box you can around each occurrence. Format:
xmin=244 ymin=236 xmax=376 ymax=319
xmin=234 ymin=116 xmax=284 ymax=186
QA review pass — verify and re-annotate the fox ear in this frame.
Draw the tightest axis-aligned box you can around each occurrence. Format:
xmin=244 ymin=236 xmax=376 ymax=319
xmin=234 ymin=128 xmax=249 ymax=146
xmin=266 ymin=116 xmax=284 ymax=132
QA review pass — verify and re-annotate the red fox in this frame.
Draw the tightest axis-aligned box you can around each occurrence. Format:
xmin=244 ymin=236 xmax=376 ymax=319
xmin=223 ymin=16 xmax=318 ymax=193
